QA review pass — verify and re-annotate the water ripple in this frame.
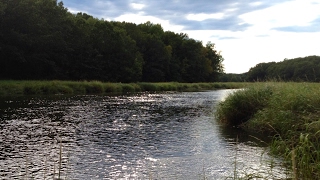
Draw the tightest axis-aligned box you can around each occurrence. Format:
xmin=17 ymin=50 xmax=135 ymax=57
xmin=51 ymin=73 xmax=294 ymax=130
xmin=0 ymin=90 xmax=287 ymax=179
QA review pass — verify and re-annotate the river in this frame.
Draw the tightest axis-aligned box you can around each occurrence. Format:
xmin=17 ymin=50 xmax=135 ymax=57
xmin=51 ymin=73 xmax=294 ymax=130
xmin=0 ymin=90 xmax=288 ymax=179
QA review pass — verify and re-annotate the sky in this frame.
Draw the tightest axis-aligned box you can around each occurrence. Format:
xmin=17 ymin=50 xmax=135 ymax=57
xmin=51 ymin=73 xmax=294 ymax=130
xmin=61 ymin=0 xmax=320 ymax=73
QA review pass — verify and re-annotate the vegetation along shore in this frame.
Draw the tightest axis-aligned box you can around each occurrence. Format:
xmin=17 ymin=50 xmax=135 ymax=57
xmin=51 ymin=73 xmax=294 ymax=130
xmin=0 ymin=80 xmax=249 ymax=96
xmin=215 ymin=82 xmax=320 ymax=179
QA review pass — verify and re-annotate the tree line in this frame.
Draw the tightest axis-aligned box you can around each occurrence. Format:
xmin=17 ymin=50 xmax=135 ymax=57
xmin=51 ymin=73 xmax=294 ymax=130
xmin=0 ymin=0 xmax=224 ymax=82
xmin=219 ymin=56 xmax=320 ymax=82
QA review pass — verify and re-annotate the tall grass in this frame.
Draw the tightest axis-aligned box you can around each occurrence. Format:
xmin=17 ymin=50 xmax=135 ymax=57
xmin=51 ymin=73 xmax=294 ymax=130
xmin=215 ymin=84 xmax=273 ymax=126
xmin=0 ymin=80 xmax=250 ymax=96
xmin=215 ymin=82 xmax=320 ymax=179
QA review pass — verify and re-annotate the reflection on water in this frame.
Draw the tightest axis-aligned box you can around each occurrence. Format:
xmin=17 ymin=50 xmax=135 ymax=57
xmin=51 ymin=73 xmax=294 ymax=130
xmin=0 ymin=90 xmax=288 ymax=179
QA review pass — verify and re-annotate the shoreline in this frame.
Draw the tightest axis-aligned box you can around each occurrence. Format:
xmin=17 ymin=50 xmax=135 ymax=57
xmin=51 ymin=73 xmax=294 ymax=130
xmin=0 ymin=80 xmax=249 ymax=96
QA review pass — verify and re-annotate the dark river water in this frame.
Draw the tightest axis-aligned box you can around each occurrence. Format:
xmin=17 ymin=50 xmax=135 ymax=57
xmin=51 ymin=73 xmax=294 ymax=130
xmin=0 ymin=90 xmax=288 ymax=179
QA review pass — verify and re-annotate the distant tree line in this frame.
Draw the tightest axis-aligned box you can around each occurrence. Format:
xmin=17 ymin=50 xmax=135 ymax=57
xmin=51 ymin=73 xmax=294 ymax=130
xmin=0 ymin=0 xmax=224 ymax=82
xmin=219 ymin=56 xmax=320 ymax=82
xmin=246 ymin=56 xmax=320 ymax=81
xmin=218 ymin=73 xmax=247 ymax=82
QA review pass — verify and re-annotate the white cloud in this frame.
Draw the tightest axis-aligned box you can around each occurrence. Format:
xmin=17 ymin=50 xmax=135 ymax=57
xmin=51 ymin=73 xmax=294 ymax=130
xmin=240 ymin=0 xmax=320 ymax=33
xmin=186 ymin=13 xmax=225 ymax=21
xmin=182 ymin=29 xmax=320 ymax=73
xmin=218 ymin=31 xmax=320 ymax=73
xmin=249 ymin=1 xmax=263 ymax=6
xmin=94 ymin=0 xmax=114 ymax=8
xmin=67 ymin=7 xmax=83 ymax=14
xmin=130 ymin=3 xmax=145 ymax=10
xmin=114 ymin=13 xmax=184 ymax=32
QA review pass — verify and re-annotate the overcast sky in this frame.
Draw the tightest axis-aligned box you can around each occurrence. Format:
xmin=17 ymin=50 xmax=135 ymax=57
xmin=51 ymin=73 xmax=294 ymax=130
xmin=62 ymin=0 xmax=320 ymax=73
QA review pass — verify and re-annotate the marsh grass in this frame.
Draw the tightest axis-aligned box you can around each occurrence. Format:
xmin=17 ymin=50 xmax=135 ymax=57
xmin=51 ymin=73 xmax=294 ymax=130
xmin=0 ymin=80 xmax=249 ymax=96
xmin=82 ymin=80 xmax=105 ymax=94
xmin=215 ymin=82 xmax=320 ymax=179
xmin=215 ymin=83 xmax=273 ymax=126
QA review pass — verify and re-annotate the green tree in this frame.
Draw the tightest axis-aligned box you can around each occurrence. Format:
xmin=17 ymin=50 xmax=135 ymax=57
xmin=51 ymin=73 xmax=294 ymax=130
xmin=245 ymin=56 xmax=320 ymax=82
xmin=0 ymin=0 xmax=72 ymax=79
xmin=140 ymin=34 xmax=169 ymax=82
xmin=247 ymin=62 xmax=275 ymax=81
xmin=0 ymin=2 xmax=225 ymax=83
xmin=204 ymin=42 xmax=224 ymax=81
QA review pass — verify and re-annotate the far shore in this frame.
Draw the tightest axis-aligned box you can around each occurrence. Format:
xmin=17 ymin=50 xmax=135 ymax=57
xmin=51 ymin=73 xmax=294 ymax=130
xmin=0 ymin=80 xmax=250 ymax=96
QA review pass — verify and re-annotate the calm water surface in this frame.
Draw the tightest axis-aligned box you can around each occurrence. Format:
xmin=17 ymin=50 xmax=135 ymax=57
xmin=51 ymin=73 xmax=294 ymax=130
xmin=0 ymin=90 xmax=287 ymax=179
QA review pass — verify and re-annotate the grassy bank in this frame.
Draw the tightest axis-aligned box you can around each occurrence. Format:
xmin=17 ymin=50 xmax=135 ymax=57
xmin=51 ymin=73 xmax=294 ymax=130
xmin=215 ymin=82 xmax=320 ymax=179
xmin=0 ymin=80 xmax=250 ymax=96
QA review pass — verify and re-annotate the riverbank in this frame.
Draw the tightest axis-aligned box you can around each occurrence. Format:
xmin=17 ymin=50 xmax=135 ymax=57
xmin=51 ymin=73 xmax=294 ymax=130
xmin=215 ymin=82 xmax=320 ymax=179
xmin=0 ymin=80 xmax=250 ymax=96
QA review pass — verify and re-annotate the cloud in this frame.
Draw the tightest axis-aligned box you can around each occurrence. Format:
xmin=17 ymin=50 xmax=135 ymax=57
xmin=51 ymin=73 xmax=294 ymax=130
xmin=130 ymin=3 xmax=145 ymax=10
xmin=217 ymin=36 xmax=239 ymax=40
xmin=60 ymin=0 xmax=320 ymax=73
xmin=181 ymin=17 xmax=252 ymax=31
xmin=216 ymin=31 xmax=320 ymax=73
xmin=136 ymin=0 xmax=299 ymax=32
xmin=63 ymin=0 xmax=298 ymax=32
xmin=114 ymin=13 xmax=184 ymax=32
xmin=239 ymin=0 xmax=320 ymax=34
xmin=273 ymin=17 xmax=320 ymax=32
xmin=186 ymin=13 xmax=225 ymax=21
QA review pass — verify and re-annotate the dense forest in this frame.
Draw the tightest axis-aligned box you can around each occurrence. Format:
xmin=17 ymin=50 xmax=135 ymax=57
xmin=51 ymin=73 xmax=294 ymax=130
xmin=0 ymin=0 xmax=224 ymax=82
xmin=220 ymin=56 xmax=320 ymax=82
xmin=246 ymin=56 xmax=320 ymax=81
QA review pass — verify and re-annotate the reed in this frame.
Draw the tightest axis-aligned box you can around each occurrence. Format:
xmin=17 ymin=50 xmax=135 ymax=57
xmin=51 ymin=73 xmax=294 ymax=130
xmin=215 ymin=82 xmax=320 ymax=179
xmin=215 ymin=83 xmax=273 ymax=126
xmin=82 ymin=80 xmax=105 ymax=94
xmin=0 ymin=80 xmax=250 ymax=96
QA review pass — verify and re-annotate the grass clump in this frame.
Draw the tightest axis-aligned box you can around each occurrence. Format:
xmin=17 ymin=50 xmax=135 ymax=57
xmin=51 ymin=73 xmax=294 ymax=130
xmin=137 ymin=82 xmax=159 ymax=91
xmin=64 ymin=81 xmax=86 ymax=94
xmin=41 ymin=81 xmax=74 ymax=95
xmin=215 ymin=82 xmax=320 ymax=179
xmin=215 ymin=84 xmax=273 ymax=126
xmin=0 ymin=81 xmax=24 ymax=96
xmin=103 ymin=83 xmax=122 ymax=93
xmin=120 ymin=83 xmax=136 ymax=93
xmin=83 ymin=81 xmax=105 ymax=94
